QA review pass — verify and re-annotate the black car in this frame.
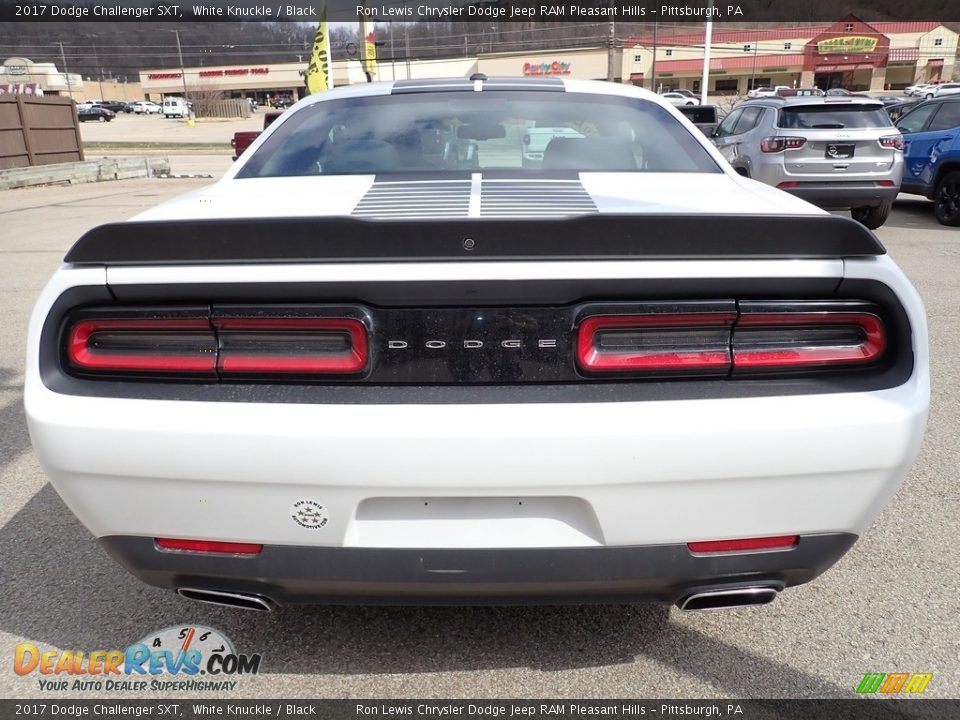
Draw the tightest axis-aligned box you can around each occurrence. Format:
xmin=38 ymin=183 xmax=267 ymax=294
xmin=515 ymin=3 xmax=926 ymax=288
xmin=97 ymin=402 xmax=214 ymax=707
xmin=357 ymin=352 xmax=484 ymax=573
xmin=78 ymin=106 xmax=116 ymax=122
xmin=98 ymin=100 xmax=127 ymax=113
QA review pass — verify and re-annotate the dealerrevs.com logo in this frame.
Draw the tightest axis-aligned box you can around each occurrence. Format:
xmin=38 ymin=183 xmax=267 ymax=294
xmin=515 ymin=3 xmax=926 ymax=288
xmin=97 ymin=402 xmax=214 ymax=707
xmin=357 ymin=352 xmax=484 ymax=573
xmin=14 ymin=625 xmax=261 ymax=692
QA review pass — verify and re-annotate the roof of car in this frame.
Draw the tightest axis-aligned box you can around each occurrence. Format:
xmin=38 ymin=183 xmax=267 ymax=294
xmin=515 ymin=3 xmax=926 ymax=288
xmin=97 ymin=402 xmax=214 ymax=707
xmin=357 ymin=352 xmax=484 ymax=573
xmin=740 ymin=96 xmax=883 ymax=107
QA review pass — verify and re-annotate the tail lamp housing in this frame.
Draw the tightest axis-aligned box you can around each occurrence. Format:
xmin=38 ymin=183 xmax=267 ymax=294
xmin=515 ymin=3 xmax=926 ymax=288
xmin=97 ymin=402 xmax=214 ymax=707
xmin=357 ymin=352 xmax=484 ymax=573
xmin=761 ymin=136 xmax=806 ymax=153
xmin=576 ymin=301 xmax=888 ymax=378
xmin=879 ymin=135 xmax=904 ymax=151
xmin=64 ymin=308 xmax=369 ymax=380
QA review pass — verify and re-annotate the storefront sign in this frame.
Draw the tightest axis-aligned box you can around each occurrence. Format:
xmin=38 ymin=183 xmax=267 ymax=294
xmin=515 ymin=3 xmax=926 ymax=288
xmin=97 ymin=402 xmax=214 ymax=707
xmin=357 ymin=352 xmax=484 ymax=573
xmin=522 ymin=61 xmax=572 ymax=76
xmin=817 ymin=36 xmax=878 ymax=53
xmin=199 ymin=68 xmax=270 ymax=78
xmin=5 ymin=65 xmax=27 ymax=75
xmin=146 ymin=72 xmax=181 ymax=80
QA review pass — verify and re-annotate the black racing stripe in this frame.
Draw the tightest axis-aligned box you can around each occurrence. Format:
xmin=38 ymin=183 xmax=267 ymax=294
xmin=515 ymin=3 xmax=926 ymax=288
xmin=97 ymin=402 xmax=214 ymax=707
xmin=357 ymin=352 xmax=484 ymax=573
xmin=64 ymin=213 xmax=886 ymax=265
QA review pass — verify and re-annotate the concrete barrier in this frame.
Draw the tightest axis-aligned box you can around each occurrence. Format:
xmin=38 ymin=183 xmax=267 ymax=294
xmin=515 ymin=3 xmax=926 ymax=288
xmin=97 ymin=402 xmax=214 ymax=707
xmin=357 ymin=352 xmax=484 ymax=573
xmin=0 ymin=156 xmax=171 ymax=190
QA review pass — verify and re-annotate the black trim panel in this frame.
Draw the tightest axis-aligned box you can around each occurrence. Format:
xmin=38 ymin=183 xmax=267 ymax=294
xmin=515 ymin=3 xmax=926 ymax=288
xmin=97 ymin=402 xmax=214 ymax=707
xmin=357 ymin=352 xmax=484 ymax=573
xmin=63 ymin=214 xmax=886 ymax=266
xmin=100 ymin=533 xmax=857 ymax=606
xmin=38 ymin=278 xmax=915 ymax=403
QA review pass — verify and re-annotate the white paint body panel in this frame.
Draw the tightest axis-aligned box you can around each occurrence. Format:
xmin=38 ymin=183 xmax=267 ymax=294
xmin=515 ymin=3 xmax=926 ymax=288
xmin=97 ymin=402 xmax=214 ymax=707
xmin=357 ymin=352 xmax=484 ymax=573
xmin=25 ymin=257 xmax=929 ymax=550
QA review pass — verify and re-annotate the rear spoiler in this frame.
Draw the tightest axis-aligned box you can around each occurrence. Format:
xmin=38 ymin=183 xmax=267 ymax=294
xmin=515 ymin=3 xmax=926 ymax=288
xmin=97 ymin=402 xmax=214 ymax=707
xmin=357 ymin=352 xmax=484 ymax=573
xmin=64 ymin=214 xmax=885 ymax=266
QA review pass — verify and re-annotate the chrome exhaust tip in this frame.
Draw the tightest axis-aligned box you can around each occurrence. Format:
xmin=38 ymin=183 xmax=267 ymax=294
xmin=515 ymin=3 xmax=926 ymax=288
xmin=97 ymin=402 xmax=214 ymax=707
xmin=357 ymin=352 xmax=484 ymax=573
xmin=677 ymin=586 xmax=779 ymax=611
xmin=177 ymin=588 xmax=275 ymax=612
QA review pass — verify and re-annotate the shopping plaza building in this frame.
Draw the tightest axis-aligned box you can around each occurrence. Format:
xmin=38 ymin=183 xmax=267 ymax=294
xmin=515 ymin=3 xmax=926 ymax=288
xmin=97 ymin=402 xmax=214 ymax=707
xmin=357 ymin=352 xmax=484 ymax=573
xmin=625 ymin=17 xmax=958 ymax=94
xmin=6 ymin=16 xmax=956 ymax=105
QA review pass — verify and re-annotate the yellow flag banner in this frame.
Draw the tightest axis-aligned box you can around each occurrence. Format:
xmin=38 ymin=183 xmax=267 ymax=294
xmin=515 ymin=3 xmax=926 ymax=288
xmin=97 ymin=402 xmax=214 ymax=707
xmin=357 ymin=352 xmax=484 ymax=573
xmin=305 ymin=11 xmax=333 ymax=94
xmin=360 ymin=19 xmax=378 ymax=80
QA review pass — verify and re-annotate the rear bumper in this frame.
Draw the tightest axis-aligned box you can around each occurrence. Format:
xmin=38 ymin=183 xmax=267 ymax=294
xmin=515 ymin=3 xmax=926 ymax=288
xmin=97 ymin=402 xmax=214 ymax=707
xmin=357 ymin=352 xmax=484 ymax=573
xmin=101 ymin=533 xmax=858 ymax=605
xmin=781 ymin=183 xmax=900 ymax=209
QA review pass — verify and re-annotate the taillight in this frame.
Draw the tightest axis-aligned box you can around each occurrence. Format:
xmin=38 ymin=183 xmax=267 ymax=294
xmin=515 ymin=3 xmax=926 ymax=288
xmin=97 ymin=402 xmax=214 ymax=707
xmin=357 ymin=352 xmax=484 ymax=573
xmin=688 ymin=535 xmax=799 ymax=554
xmin=879 ymin=135 xmax=904 ymax=151
xmin=65 ymin=311 xmax=368 ymax=379
xmin=66 ymin=317 xmax=217 ymax=376
xmin=156 ymin=538 xmax=262 ymax=555
xmin=213 ymin=316 xmax=368 ymax=375
xmin=761 ymin=136 xmax=806 ymax=153
xmin=576 ymin=307 xmax=736 ymax=375
xmin=732 ymin=303 xmax=885 ymax=371
xmin=576 ymin=301 xmax=888 ymax=377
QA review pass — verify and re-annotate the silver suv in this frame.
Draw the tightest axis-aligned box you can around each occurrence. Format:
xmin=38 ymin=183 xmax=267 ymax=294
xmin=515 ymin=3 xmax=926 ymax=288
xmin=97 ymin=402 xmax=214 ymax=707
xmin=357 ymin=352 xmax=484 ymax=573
xmin=711 ymin=97 xmax=903 ymax=229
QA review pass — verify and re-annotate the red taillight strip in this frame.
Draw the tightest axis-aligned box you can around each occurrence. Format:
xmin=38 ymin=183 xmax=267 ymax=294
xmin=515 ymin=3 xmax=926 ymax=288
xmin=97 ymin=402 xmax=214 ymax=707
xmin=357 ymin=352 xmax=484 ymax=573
xmin=67 ymin=318 xmax=216 ymax=373
xmin=155 ymin=538 xmax=263 ymax=555
xmin=214 ymin=317 xmax=368 ymax=374
xmin=688 ymin=535 xmax=799 ymax=554
xmin=733 ymin=312 xmax=885 ymax=369
xmin=577 ymin=313 xmax=735 ymax=372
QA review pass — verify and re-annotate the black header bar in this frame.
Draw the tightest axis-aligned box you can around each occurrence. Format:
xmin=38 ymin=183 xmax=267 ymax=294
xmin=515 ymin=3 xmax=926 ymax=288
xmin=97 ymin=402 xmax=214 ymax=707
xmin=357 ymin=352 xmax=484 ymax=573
xmin=2 ymin=0 xmax=959 ymax=23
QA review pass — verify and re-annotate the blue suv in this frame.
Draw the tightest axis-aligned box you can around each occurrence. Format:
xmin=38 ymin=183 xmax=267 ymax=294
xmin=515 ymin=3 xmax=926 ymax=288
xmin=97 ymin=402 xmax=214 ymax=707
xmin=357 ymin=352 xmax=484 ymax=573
xmin=895 ymin=97 xmax=960 ymax=225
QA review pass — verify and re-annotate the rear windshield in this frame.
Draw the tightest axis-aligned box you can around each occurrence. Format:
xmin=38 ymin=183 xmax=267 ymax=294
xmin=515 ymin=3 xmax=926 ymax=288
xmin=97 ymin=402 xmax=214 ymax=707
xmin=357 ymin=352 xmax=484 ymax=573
xmin=777 ymin=105 xmax=892 ymax=130
xmin=237 ymin=91 xmax=720 ymax=178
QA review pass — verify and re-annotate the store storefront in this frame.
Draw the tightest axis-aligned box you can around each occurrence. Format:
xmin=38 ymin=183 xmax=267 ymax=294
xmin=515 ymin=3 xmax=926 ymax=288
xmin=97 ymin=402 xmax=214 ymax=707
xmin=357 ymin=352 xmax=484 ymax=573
xmin=626 ymin=17 xmax=957 ymax=95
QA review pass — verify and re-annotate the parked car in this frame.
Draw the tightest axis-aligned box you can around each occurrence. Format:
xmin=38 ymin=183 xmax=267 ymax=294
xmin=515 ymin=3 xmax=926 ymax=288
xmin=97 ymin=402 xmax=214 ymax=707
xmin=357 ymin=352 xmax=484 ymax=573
xmin=77 ymin=105 xmax=116 ymax=122
xmin=895 ymin=96 xmax=960 ymax=225
xmin=747 ymin=85 xmax=790 ymax=99
xmin=711 ymin=96 xmax=902 ymax=228
xmin=932 ymin=83 xmax=960 ymax=99
xmin=677 ymin=104 xmax=720 ymax=136
xmin=660 ymin=92 xmax=697 ymax=106
xmin=776 ymin=88 xmax=826 ymax=97
xmin=885 ymin=98 xmax=924 ymax=123
xmin=132 ymin=101 xmax=162 ymax=115
xmin=122 ymin=102 xmax=137 ymax=114
xmin=874 ymin=95 xmax=908 ymax=107
xmin=669 ymin=89 xmax=701 ymax=101
xmin=904 ymin=83 xmax=931 ymax=97
xmin=230 ymin=110 xmax=284 ymax=160
xmin=25 ymin=79 xmax=928 ymax=611
xmin=162 ymin=97 xmax=190 ymax=118
xmin=98 ymin=100 xmax=127 ymax=113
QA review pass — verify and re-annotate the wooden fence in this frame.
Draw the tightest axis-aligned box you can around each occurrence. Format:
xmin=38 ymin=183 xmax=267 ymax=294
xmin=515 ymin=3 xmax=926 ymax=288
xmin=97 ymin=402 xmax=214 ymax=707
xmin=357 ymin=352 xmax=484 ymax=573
xmin=0 ymin=95 xmax=83 ymax=170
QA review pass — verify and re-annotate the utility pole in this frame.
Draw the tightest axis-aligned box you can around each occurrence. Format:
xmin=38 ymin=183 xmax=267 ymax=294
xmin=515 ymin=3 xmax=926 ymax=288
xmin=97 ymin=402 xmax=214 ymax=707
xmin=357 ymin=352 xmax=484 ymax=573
xmin=404 ymin=23 xmax=411 ymax=80
xmin=606 ymin=14 xmax=616 ymax=82
xmin=58 ymin=41 xmax=73 ymax=100
xmin=700 ymin=0 xmax=714 ymax=105
xmin=650 ymin=21 xmax=658 ymax=93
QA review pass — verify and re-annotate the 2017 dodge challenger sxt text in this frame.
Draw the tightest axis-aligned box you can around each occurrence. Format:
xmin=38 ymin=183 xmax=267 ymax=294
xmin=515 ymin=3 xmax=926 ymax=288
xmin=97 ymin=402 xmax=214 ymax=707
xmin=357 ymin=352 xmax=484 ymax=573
xmin=25 ymin=78 xmax=928 ymax=611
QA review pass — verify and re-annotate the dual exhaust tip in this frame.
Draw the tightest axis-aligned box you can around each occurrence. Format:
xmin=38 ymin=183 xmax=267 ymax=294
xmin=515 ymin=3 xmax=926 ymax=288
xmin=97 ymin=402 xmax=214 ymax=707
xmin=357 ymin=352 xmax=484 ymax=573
xmin=176 ymin=585 xmax=779 ymax=612
xmin=177 ymin=588 xmax=275 ymax=612
xmin=677 ymin=586 xmax=779 ymax=611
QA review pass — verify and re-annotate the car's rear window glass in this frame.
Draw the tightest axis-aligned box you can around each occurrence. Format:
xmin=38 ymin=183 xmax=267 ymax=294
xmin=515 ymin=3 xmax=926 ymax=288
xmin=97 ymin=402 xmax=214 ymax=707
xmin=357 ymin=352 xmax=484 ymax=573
xmin=237 ymin=91 xmax=720 ymax=178
xmin=777 ymin=105 xmax=893 ymax=129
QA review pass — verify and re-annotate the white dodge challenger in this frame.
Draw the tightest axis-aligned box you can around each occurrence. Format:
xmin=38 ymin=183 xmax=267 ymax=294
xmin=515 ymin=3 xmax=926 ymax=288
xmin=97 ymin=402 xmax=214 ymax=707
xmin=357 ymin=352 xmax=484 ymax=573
xmin=25 ymin=77 xmax=928 ymax=611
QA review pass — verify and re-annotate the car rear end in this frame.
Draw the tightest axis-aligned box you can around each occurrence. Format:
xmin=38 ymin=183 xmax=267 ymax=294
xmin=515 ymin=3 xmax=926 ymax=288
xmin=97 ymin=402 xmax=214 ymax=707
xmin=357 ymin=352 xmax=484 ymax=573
xmin=751 ymin=98 xmax=903 ymax=214
xmin=24 ymin=80 xmax=929 ymax=610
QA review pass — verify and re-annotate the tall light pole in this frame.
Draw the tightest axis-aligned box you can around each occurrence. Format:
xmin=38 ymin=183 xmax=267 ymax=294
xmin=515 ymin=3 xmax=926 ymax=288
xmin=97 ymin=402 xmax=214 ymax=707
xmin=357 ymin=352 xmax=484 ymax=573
xmin=700 ymin=0 xmax=714 ymax=105
xmin=58 ymin=41 xmax=73 ymax=100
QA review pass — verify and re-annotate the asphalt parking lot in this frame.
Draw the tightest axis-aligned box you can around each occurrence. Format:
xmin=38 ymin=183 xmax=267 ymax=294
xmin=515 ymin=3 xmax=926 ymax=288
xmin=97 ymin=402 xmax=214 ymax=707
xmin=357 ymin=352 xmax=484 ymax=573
xmin=0 ymin=173 xmax=957 ymax=700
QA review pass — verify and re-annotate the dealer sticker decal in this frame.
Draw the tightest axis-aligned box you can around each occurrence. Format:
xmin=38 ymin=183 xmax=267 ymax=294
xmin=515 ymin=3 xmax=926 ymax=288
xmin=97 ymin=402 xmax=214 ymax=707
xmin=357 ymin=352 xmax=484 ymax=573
xmin=290 ymin=499 xmax=329 ymax=529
